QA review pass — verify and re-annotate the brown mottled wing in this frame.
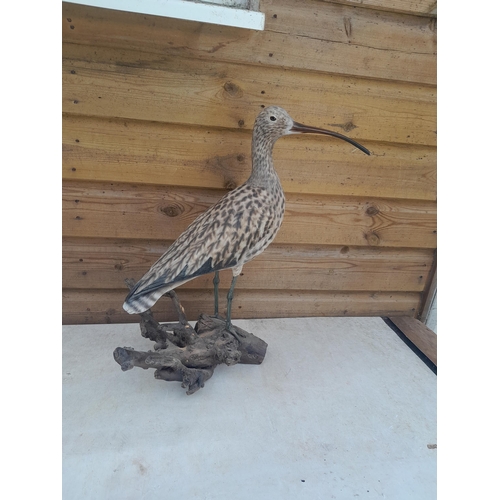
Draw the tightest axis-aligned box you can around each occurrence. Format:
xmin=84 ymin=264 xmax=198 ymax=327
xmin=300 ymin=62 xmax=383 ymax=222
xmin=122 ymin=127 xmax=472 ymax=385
xmin=123 ymin=184 xmax=275 ymax=314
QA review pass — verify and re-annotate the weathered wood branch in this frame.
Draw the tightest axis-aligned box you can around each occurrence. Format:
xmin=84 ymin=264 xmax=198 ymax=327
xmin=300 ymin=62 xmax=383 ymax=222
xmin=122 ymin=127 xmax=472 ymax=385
xmin=113 ymin=283 xmax=268 ymax=394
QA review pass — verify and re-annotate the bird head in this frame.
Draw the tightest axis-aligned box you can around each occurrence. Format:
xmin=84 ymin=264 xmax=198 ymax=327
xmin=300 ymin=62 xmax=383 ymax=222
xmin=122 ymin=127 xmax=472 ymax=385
xmin=254 ymin=106 xmax=370 ymax=155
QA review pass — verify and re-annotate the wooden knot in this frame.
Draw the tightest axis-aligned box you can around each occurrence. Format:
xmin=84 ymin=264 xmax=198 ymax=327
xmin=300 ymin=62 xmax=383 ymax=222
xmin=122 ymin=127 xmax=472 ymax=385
xmin=342 ymin=121 xmax=357 ymax=132
xmin=225 ymin=180 xmax=237 ymax=190
xmin=223 ymin=81 xmax=242 ymax=97
xmin=365 ymin=205 xmax=380 ymax=216
xmin=161 ymin=204 xmax=183 ymax=217
xmin=364 ymin=231 xmax=380 ymax=246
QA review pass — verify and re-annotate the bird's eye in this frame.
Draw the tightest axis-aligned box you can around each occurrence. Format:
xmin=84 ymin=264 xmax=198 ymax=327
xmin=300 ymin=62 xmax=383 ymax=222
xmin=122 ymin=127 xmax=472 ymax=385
xmin=270 ymin=116 xmax=277 ymax=121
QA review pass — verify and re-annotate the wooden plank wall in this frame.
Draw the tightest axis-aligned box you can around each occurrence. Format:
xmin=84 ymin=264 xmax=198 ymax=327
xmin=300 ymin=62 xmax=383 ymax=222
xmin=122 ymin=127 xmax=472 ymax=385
xmin=62 ymin=0 xmax=437 ymax=324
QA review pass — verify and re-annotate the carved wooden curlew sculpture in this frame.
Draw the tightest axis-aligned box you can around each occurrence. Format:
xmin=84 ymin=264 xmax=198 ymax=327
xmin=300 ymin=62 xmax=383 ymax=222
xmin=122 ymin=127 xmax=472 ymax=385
xmin=123 ymin=106 xmax=370 ymax=334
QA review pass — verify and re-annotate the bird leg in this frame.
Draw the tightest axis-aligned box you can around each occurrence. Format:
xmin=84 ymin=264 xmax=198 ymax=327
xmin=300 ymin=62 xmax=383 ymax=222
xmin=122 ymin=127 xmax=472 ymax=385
xmin=213 ymin=271 xmax=220 ymax=317
xmin=225 ymin=276 xmax=246 ymax=340
xmin=225 ymin=275 xmax=237 ymax=329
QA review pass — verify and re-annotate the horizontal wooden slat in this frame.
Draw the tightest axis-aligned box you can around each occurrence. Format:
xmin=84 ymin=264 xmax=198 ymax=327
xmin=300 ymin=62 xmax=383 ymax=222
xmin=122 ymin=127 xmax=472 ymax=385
xmin=388 ymin=316 xmax=437 ymax=365
xmin=324 ymin=0 xmax=437 ymax=17
xmin=62 ymin=43 xmax=436 ymax=147
xmin=62 ymin=180 xmax=437 ymax=248
xmin=62 ymin=1 xmax=436 ymax=84
xmin=62 ymin=288 xmax=421 ymax=324
xmin=266 ymin=0 xmax=437 ymax=51
xmin=63 ymin=237 xmax=434 ymax=292
xmin=63 ymin=115 xmax=436 ymax=201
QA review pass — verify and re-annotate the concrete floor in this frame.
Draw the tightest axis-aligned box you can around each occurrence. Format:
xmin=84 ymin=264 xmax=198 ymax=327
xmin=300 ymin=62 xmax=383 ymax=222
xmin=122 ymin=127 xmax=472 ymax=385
xmin=63 ymin=317 xmax=436 ymax=499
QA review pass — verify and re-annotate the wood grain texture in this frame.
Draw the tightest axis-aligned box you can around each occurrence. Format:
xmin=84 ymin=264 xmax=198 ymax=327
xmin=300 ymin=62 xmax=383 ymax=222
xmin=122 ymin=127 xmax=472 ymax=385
xmin=324 ymin=0 xmax=437 ymax=17
xmin=62 ymin=43 xmax=436 ymax=147
xmin=265 ymin=0 xmax=437 ymax=51
xmin=62 ymin=288 xmax=421 ymax=324
xmin=63 ymin=237 xmax=434 ymax=292
xmin=62 ymin=181 xmax=437 ymax=248
xmin=62 ymin=1 xmax=436 ymax=84
xmin=63 ymin=114 xmax=436 ymax=200
xmin=388 ymin=316 xmax=437 ymax=365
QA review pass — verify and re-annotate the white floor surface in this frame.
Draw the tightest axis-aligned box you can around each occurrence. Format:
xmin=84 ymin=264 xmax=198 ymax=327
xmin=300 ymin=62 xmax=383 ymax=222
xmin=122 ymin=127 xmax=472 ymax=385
xmin=62 ymin=317 xmax=436 ymax=499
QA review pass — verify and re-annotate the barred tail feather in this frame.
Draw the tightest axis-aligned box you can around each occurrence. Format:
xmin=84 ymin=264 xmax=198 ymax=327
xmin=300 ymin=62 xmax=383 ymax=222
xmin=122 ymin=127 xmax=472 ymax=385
xmin=123 ymin=275 xmax=197 ymax=314
xmin=123 ymin=286 xmax=172 ymax=314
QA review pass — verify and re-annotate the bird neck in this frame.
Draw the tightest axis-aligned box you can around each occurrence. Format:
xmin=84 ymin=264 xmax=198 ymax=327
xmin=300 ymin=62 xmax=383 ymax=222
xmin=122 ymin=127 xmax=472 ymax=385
xmin=248 ymin=129 xmax=281 ymax=190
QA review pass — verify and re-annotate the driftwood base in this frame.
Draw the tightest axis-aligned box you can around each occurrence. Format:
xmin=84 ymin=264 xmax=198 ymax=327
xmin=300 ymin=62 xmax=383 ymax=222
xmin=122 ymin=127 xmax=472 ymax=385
xmin=113 ymin=288 xmax=268 ymax=395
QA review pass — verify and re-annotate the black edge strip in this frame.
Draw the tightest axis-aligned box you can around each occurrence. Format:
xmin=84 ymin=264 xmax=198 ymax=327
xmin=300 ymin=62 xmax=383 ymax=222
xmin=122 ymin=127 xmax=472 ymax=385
xmin=382 ymin=317 xmax=437 ymax=375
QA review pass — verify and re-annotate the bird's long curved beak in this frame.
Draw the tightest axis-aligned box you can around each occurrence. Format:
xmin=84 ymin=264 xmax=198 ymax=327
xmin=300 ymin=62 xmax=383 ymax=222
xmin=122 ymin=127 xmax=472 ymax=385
xmin=290 ymin=121 xmax=370 ymax=155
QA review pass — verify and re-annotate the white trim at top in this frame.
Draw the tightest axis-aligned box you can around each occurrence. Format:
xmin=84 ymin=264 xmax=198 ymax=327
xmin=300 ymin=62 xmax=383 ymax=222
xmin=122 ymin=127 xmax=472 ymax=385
xmin=67 ymin=0 xmax=265 ymax=31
